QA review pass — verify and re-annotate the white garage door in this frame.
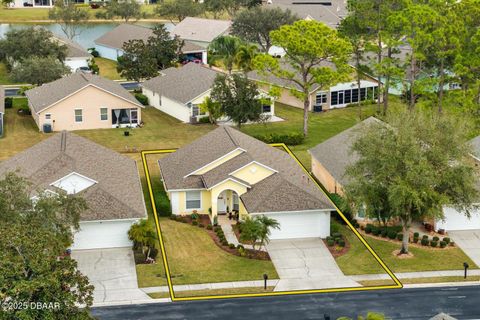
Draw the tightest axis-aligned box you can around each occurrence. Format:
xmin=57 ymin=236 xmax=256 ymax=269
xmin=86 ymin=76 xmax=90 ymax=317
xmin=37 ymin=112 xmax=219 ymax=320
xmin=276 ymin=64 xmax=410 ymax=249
xmin=257 ymin=210 xmax=331 ymax=240
xmin=436 ymin=206 xmax=480 ymax=231
xmin=71 ymin=220 xmax=137 ymax=250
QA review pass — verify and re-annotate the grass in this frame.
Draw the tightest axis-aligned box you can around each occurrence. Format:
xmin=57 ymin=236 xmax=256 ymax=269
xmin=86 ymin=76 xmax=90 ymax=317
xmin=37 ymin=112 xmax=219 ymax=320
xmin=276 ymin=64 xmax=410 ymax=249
xmin=336 ymin=221 xmax=478 ymax=275
xmin=94 ymin=57 xmax=122 ymax=81
xmin=148 ymin=287 xmax=275 ymax=299
xmin=0 ymin=62 xmax=17 ymax=85
xmin=359 ymin=276 xmax=480 ymax=286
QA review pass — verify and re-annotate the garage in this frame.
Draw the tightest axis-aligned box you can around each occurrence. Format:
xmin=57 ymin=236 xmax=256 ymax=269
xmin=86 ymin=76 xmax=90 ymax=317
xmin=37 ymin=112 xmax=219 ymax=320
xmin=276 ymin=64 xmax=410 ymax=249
xmin=71 ymin=219 xmax=138 ymax=250
xmin=436 ymin=206 xmax=480 ymax=231
xmin=256 ymin=210 xmax=331 ymax=240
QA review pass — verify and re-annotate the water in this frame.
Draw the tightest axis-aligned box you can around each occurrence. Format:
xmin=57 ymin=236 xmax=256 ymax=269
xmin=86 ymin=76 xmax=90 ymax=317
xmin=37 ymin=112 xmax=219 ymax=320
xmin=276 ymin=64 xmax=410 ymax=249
xmin=0 ymin=22 xmax=174 ymax=49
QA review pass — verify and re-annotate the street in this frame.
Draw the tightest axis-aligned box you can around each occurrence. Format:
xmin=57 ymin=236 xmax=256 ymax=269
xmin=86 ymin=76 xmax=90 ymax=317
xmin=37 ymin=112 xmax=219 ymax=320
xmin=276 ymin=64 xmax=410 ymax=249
xmin=92 ymin=286 xmax=480 ymax=320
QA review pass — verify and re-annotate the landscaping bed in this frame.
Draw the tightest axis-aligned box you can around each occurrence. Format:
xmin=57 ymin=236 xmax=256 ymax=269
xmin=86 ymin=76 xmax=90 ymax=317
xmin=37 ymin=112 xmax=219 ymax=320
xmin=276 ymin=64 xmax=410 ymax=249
xmin=169 ymin=214 xmax=271 ymax=261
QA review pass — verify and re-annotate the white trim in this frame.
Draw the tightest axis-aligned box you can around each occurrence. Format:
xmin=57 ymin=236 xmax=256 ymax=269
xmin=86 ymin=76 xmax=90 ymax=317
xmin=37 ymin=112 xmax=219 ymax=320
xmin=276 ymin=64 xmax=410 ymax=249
xmin=167 ymin=188 xmax=205 ymax=192
xmin=207 ymin=177 xmax=251 ymax=190
xmin=79 ymin=217 xmax=141 ymax=224
xmin=470 ymin=153 xmax=480 ymax=162
xmin=74 ymin=108 xmax=83 ymax=123
xmin=249 ymin=209 xmax=333 ymax=215
xmin=184 ymin=147 xmax=247 ymax=178
xmin=35 ymin=83 xmax=144 ymax=114
xmin=50 ymin=172 xmax=98 ymax=188
xmin=229 ymin=160 xmax=278 ymax=176
xmin=100 ymin=107 xmax=108 ymax=121
xmin=186 ymin=88 xmax=212 ymax=105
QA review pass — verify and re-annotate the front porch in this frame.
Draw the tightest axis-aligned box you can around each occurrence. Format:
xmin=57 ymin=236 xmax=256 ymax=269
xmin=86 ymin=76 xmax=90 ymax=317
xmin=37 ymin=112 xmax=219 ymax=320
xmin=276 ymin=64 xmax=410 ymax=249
xmin=112 ymin=108 xmax=139 ymax=128
xmin=211 ymin=189 xmax=242 ymax=224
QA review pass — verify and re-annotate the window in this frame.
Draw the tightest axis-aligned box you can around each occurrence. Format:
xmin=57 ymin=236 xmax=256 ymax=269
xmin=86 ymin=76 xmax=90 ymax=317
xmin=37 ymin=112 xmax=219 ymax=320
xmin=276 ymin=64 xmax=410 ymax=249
xmin=331 ymin=91 xmax=338 ymax=105
xmin=357 ymin=205 xmax=366 ymax=218
xmin=45 ymin=113 xmax=51 ymax=120
xmin=130 ymin=109 xmax=138 ymax=124
xmin=351 ymin=88 xmax=359 ymax=103
xmin=262 ymin=105 xmax=271 ymax=113
xmin=344 ymin=90 xmax=351 ymax=104
xmin=74 ymin=109 xmax=83 ymax=123
xmin=360 ymin=88 xmax=367 ymax=101
xmin=186 ymin=191 xmax=201 ymax=209
xmin=315 ymin=92 xmax=327 ymax=105
xmin=233 ymin=194 xmax=239 ymax=212
xmin=192 ymin=105 xmax=199 ymax=117
xmin=100 ymin=108 xmax=108 ymax=121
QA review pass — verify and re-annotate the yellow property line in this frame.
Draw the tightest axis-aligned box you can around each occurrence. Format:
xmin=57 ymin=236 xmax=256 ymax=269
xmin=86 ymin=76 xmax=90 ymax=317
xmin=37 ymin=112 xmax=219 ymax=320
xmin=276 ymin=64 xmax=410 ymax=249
xmin=141 ymin=145 xmax=402 ymax=302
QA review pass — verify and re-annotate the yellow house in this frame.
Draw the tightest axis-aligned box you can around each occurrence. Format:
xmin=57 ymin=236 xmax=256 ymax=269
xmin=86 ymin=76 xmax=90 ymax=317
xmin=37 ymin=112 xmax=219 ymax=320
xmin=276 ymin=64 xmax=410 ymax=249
xmin=159 ymin=126 xmax=334 ymax=240
xmin=25 ymin=72 xmax=144 ymax=132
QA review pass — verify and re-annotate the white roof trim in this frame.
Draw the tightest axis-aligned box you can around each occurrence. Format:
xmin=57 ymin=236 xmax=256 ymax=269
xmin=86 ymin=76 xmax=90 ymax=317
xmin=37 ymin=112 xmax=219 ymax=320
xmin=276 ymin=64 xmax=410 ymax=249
xmin=207 ymin=177 xmax=251 ymax=190
xmin=229 ymin=160 xmax=278 ymax=176
xmin=186 ymin=88 xmax=212 ymax=105
xmin=249 ymin=209 xmax=333 ymax=215
xmin=167 ymin=188 xmax=206 ymax=192
xmin=184 ymin=147 xmax=246 ymax=178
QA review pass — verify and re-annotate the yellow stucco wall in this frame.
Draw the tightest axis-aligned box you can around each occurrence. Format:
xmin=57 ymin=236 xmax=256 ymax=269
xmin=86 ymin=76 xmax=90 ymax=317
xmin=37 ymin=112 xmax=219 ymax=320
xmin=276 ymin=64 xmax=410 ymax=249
xmin=193 ymin=149 xmax=244 ymax=175
xmin=176 ymin=190 xmax=212 ymax=215
xmin=311 ymin=156 xmax=344 ymax=195
xmin=231 ymin=162 xmax=275 ymax=185
xmin=190 ymin=90 xmax=212 ymax=105
xmin=35 ymin=85 xmax=142 ymax=132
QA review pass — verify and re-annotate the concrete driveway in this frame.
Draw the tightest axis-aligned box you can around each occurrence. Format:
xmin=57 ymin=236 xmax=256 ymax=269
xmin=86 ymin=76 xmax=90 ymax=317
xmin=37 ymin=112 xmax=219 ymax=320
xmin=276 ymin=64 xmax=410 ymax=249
xmin=72 ymin=248 xmax=151 ymax=306
xmin=449 ymin=230 xmax=480 ymax=267
xmin=266 ymin=238 xmax=360 ymax=291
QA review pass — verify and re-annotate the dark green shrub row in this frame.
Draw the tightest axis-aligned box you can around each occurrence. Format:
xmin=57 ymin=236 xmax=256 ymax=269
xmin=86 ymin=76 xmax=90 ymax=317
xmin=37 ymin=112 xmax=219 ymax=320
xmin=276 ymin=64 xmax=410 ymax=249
xmin=198 ymin=116 xmax=211 ymax=123
xmin=135 ymin=93 xmax=149 ymax=106
xmin=4 ymin=97 xmax=13 ymax=109
xmin=253 ymin=132 xmax=305 ymax=146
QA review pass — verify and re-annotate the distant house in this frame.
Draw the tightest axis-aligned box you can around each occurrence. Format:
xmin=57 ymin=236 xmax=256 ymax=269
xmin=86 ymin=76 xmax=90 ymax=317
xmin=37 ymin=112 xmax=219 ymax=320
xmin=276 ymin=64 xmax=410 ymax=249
xmin=141 ymin=63 xmax=274 ymax=123
xmin=52 ymin=35 xmax=91 ymax=72
xmin=248 ymin=63 xmax=379 ymax=112
xmin=0 ymin=131 xmax=147 ymax=250
xmin=159 ymin=126 xmax=334 ymax=239
xmin=172 ymin=17 xmax=232 ymax=48
xmin=25 ymin=72 xmax=144 ymax=132
xmin=94 ymin=24 xmax=207 ymax=64
xmin=11 ymin=0 xmax=52 ymax=8
xmin=0 ymin=86 xmax=4 ymax=138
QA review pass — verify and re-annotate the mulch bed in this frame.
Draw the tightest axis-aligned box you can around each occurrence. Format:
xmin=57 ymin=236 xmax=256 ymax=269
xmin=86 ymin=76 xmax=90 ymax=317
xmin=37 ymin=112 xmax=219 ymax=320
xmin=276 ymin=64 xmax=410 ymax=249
xmin=357 ymin=229 xmax=456 ymax=250
xmin=171 ymin=214 xmax=271 ymax=261
xmin=322 ymin=237 xmax=350 ymax=258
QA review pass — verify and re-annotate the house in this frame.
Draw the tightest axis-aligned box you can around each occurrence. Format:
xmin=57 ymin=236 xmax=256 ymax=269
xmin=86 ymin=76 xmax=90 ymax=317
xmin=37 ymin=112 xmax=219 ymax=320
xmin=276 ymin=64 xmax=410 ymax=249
xmin=158 ymin=126 xmax=334 ymax=240
xmin=248 ymin=63 xmax=379 ymax=112
xmin=171 ymin=17 xmax=232 ymax=48
xmin=265 ymin=0 xmax=347 ymax=28
xmin=94 ymin=24 xmax=207 ymax=63
xmin=25 ymin=72 xmax=144 ymax=132
xmin=309 ymin=117 xmax=382 ymax=196
xmin=11 ymin=0 xmax=52 ymax=8
xmin=0 ymin=131 xmax=147 ymax=250
xmin=0 ymin=86 xmax=4 ymax=137
xmin=52 ymin=35 xmax=91 ymax=72
xmin=141 ymin=63 xmax=274 ymax=123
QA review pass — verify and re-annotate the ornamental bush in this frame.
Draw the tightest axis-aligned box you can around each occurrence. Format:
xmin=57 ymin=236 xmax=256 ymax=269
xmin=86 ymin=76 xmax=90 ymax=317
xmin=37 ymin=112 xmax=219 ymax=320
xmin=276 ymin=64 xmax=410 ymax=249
xmin=380 ymin=229 xmax=387 ymax=238
xmin=387 ymin=230 xmax=397 ymax=239
xmin=253 ymin=132 xmax=305 ymax=146
xmin=135 ymin=93 xmax=149 ymax=106
xmin=421 ymin=238 xmax=429 ymax=246
xmin=422 ymin=235 xmax=429 ymax=240
xmin=337 ymin=239 xmax=346 ymax=247
xmin=431 ymin=241 xmax=438 ymax=247
xmin=206 ymin=224 xmax=213 ymax=230
xmin=440 ymin=241 xmax=447 ymax=248
xmin=443 ymin=237 xmax=450 ymax=244
xmin=229 ymin=243 xmax=236 ymax=249
xmin=433 ymin=236 xmax=440 ymax=242
xmin=413 ymin=232 xmax=420 ymax=238
xmin=397 ymin=233 xmax=403 ymax=241
xmin=192 ymin=220 xmax=198 ymax=226
xmin=327 ymin=239 xmax=335 ymax=246
xmin=365 ymin=225 xmax=372 ymax=234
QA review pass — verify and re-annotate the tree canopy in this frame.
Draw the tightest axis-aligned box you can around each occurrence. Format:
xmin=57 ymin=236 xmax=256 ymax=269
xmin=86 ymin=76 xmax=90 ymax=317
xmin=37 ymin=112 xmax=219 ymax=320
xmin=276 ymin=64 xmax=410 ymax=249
xmin=208 ymin=35 xmax=243 ymax=74
xmin=48 ymin=2 xmax=90 ymax=40
xmin=97 ymin=0 xmax=145 ymax=22
xmin=117 ymin=39 xmax=158 ymax=82
xmin=10 ymin=56 xmax=70 ymax=85
xmin=155 ymin=0 xmax=203 ymax=24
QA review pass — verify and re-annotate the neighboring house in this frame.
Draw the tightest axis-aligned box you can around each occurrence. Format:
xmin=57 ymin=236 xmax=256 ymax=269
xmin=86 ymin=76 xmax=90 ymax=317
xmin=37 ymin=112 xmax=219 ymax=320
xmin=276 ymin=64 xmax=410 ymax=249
xmin=25 ymin=72 xmax=144 ymax=132
xmin=0 ymin=86 xmax=4 ymax=138
xmin=0 ymin=131 xmax=147 ymax=250
xmin=52 ymin=35 xmax=91 ymax=72
xmin=171 ymin=17 xmax=232 ymax=48
xmin=248 ymin=63 xmax=379 ymax=112
xmin=11 ymin=0 xmax=52 ymax=8
xmin=265 ymin=0 xmax=347 ymax=29
xmin=142 ymin=63 xmax=274 ymax=123
xmin=94 ymin=24 xmax=207 ymax=63
xmin=309 ymin=120 xmax=480 ymax=231
xmin=159 ymin=126 xmax=334 ymax=239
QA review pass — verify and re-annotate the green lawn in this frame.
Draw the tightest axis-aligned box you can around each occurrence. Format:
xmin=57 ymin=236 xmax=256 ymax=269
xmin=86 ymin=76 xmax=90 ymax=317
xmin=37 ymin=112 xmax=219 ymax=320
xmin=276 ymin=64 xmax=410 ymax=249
xmin=148 ymin=286 xmax=275 ymax=299
xmin=95 ymin=57 xmax=122 ymax=81
xmin=0 ymin=62 xmax=16 ymax=85
xmin=335 ymin=220 xmax=478 ymax=275
xmin=359 ymin=276 xmax=480 ymax=286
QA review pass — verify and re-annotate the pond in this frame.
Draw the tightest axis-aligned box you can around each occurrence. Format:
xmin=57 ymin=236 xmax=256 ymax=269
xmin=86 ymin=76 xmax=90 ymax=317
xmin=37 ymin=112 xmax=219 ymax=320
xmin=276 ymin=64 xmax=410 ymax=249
xmin=0 ymin=22 xmax=174 ymax=49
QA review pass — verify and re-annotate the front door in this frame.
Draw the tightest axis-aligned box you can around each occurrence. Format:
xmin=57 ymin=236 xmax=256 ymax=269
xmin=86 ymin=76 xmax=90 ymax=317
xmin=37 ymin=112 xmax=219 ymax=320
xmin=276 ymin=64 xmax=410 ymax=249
xmin=217 ymin=191 xmax=227 ymax=213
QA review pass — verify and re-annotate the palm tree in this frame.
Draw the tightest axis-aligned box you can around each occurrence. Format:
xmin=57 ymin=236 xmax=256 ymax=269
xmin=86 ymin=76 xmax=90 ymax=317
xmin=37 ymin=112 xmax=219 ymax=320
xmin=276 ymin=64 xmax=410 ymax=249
xmin=235 ymin=44 xmax=258 ymax=74
xmin=199 ymin=96 xmax=222 ymax=124
xmin=255 ymin=215 xmax=280 ymax=249
xmin=208 ymin=35 xmax=242 ymax=74
xmin=128 ymin=219 xmax=158 ymax=260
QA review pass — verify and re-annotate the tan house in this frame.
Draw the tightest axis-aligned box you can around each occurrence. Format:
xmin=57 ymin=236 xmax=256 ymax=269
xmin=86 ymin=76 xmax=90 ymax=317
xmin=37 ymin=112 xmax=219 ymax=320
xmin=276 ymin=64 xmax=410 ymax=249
xmin=159 ymin=126 xmax=334 ymax=239
xmin=25 ymin=72 xmax=144 ymax=132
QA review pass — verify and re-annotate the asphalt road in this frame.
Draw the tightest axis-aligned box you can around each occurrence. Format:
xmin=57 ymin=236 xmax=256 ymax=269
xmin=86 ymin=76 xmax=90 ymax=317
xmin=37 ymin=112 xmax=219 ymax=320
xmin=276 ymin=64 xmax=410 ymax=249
xmin=92 ymin=286 xmax=480 ymax=320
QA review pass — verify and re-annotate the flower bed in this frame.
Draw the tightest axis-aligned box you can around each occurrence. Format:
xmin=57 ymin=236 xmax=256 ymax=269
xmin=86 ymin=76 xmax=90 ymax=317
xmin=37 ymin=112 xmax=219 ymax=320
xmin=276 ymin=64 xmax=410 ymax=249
xmin=323 ymin=231 xmax=350 ymax=257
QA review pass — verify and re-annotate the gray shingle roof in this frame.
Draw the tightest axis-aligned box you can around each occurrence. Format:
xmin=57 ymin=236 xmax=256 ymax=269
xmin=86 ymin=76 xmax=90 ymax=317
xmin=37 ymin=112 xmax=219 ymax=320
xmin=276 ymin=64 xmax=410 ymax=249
xmin=172 ymin=17 xmax=231 ymax=43
xmin=0 ymin=85 xmax=4 ymax=114
xmin=25 ymin=72 xmax=143 ymax=114
xmin=53 ymin=35 xmax=91 ymax=58
xmin=94 ymin=24 xmax=154 ymax=49
xmin=141 ymin=63 xmax=220 ymax=104
xmin=309 ymin=117 xmax=384 ymax=186
xmin=470 ymin=136 xmax=480 ymax=159
xmin=0 ymin=132 xmax=146 ymax=221
xmin=159 ymin=126 xmax=333 ymax=213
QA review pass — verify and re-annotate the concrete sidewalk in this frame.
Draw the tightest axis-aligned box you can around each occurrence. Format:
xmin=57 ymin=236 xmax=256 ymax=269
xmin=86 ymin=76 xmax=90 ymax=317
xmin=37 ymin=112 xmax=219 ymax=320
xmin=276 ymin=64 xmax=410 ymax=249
xmin=349 ymin=269 xmax=480 ymax=282
xmin=141 ymin=279 xmax=280 ymax=294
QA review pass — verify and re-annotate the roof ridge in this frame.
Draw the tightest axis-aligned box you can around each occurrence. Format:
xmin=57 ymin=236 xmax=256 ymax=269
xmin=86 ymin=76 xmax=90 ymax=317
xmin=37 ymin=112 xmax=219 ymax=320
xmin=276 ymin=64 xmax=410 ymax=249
xmin=223 ymin=126 xmax=239 ymax=147
xmin=89 ymin=184 xmax=145 ymax=217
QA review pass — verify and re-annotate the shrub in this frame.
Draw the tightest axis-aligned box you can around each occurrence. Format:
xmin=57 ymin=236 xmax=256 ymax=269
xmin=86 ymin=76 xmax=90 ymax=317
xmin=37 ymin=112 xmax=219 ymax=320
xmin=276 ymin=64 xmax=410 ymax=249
xmin=365 ymin=225 xmax=372 ymax=234
xmin=332 ymin=232 xmax=342 ymax=239
xmin=413 ymin=232 xmax=420 ymax=238
xmin=229 ymin=243 xmax=236 ymax=249
xmin=214 ymin=226 xmax=222 ymax=232
xmin=134 ymin=93 xmax=149 ymax=106
xmin=148 ymin=247 xmax=159 ymax=259
xmin=221 ymin=239 xmax=228 ymax=246
xmin=192 ymin=220 xmax=198 ymax=226
xmin=387 ymin=230 xmax=397 ymax=239
xmin=4 ymin=97 xmax=13 ymax=109
xmin=326 ymin=236 xmax=333 ymax=242
xmin=421 ymin=238 xmax=429 ymax=246
xmin=422 ymin=235 xmax=429 ymax=240
xmin=440 ymin=241 xmax=447 ymax=248
xmin=88 ymin=47 xmax=100 ymax=57
xmin=253 ymin=132 xmax=305 ymax=146
xmin=198 ymin=116 xmax=211 ymax=123
xmin=206 ymin=224 xmax=213 ymax=230
xmin=433 ymin=236 xmax=439 ymax=242
xmin=237 ymin=244 xmax=244 ymax=250
xmin=412 ymin=237 xmax=419 ymax=243
xmin=327 ymin=239 xmax=335 ymax=246
xmin=191 ymin=211 xmax=199 ymax=220
xmin=431 ymin=241 xmax=438 ymax=247
xmin=372 ymin=228 xmax=381 ymax=236
xmin=169 ymin=215 xmax=176 ymax=220
xmin=337 ymin=239 xmax=345 ymax=247
xmin=397 ymin=233 xmax=403 ymax=241
xmin=330 ymin=223 xmax=340 ymax=235
xmin=443 ymin=237 xmax=450 ymax=244
xmin=238 ymin=247 xmax=247 ymax=257
xmin=380 ymin=229 xmax=387 ymax=238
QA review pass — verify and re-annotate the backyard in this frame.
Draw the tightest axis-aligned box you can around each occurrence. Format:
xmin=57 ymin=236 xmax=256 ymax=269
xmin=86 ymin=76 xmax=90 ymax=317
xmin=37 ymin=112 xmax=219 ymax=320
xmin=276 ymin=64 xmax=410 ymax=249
xmin=95 ymin=57 xmax=122 ymax=81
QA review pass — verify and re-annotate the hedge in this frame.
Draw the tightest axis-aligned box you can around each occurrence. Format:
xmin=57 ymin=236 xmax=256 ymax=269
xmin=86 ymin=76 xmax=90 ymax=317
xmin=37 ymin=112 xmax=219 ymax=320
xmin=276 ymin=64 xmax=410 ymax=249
xmin=253 ymin=132 xmax=304 ymax=146
xmin=135 ymin=93 xmax=149 ymax=106
xmin=4 ymin=97 xmax=13 ymax=109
